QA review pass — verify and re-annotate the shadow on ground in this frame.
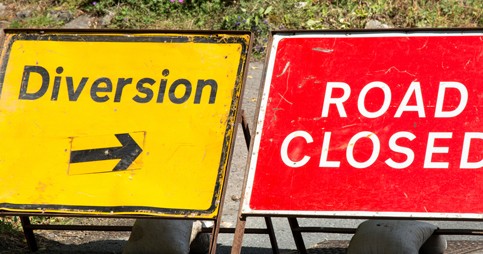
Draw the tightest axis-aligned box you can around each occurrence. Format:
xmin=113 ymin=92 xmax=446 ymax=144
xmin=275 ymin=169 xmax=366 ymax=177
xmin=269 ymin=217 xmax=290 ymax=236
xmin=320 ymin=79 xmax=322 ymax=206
xmin=6 ymin=237 xmax=483 ymax=254
xmin=35 ymin=240 xmax=125 ymax=253
xmin=217 ymin=245 xmax=294 ymax=254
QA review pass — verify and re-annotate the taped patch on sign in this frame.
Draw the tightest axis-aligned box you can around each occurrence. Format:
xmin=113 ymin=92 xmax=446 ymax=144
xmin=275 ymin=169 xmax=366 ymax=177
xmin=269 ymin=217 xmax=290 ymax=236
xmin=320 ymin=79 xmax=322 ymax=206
xmin=68 ymin=131 xmax=145 ymax=175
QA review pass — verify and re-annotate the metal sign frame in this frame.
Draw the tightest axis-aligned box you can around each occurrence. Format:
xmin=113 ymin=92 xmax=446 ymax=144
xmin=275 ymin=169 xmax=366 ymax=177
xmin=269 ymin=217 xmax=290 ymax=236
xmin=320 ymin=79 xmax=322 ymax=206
xmin=0 ymin=29 xmax=251 ymax=219
xmin=0 ymin=28 xmax=253 ymax=253
xmin=241 ymin=28 xmax=483 ymax=220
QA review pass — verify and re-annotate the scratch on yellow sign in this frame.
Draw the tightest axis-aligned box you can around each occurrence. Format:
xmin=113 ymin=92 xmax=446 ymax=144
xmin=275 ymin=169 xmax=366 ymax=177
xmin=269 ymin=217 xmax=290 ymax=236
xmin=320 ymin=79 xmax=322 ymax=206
xmin=0 ymin=30 xmax=251 ymax=218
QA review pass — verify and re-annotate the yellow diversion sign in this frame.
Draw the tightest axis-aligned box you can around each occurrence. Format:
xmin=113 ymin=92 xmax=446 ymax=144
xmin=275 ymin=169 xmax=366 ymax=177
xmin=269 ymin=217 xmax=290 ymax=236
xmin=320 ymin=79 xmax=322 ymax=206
xmin=0 ymin=29 xmax=251 ymax=218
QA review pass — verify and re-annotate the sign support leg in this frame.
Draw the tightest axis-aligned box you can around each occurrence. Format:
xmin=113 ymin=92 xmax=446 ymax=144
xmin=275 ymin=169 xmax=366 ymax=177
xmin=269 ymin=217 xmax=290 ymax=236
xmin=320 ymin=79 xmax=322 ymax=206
xmin=209 ymin=217 xmax=221 ymax=254
xmin=20 ymin=216 xmax=38 ymax=252
xmin=231 ymin=215 xmax=246 ymax=254
xmin=231 ymin=111 xmax=280 ymax=253
xmin=264 ymin=216 xmax=280 ymax=254
xmin=231 ymin=110 xmax=251 ymax=254
xmin=288 ymin=217 xmax=307 ymax=254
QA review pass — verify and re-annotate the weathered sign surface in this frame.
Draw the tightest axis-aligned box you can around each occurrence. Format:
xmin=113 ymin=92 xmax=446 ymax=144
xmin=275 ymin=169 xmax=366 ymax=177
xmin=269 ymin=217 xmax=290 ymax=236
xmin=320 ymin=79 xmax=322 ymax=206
xmin=0 ymin=30 xmax=251 ymax=218
xmin=243 ymin=30 xmax=483 ymax=218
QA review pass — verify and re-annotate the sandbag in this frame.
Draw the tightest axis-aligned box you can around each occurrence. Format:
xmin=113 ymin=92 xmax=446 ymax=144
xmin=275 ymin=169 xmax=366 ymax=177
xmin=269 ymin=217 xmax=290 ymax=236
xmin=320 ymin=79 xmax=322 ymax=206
xmin=189 ymin=221 xmax=210 ymax=254
xmin=123 ymin=219 xmax=193 ymax=254
xmin=419 ymin=234 xmax=447 ymax=254
xmin=347 ymin=220 xmax=439 ymax=254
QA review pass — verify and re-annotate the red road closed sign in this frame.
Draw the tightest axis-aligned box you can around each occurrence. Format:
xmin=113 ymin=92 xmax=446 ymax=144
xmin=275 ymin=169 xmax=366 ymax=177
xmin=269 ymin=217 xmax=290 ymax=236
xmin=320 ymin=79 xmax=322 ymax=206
xmin=242 ymin=30 xmax=483 ymax=218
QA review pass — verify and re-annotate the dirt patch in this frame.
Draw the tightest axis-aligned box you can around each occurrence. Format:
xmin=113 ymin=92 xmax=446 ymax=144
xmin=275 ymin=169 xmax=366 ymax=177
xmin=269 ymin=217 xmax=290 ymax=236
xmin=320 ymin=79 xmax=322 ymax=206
xmin=0 ymin=218 xmax=134 ymax=253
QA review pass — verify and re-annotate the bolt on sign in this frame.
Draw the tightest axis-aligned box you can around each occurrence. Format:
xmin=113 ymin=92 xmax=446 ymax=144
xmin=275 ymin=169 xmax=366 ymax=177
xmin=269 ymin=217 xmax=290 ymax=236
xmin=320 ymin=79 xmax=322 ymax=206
xmin=242 ymin=30 xmax=483 ymax=219
xmin=0 ymin=29 xmax=251 ymax=218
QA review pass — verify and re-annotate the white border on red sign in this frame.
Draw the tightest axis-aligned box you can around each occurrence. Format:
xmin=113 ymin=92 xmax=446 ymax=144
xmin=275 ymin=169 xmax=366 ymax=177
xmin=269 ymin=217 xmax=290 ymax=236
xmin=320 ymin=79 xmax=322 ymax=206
xmin=242 ymin=30 xmax=483 ymax=219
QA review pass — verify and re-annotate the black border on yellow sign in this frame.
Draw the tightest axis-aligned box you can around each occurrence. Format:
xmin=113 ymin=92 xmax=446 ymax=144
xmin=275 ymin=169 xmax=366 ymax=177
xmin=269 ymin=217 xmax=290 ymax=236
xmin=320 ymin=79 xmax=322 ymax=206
xmin=0 ymin=29 xmax=251 ymax=218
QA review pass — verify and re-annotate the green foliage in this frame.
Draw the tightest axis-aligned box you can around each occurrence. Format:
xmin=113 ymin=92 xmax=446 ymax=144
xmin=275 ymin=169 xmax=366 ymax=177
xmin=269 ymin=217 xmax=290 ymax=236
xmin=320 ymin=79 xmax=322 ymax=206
xmin=26 ymin=15 xmax=64 ymax=27
xmin=2 ymin=0 xmax=482 ymax=57
xmin=0 ymin=217 xmax=20 ymax=234
xmin=0 ymin=216 xmax=73 ymax=235
xmin=221 ymin=1 xmax=273 ymax=54
xmin=6 ymin=14 xmax=63 ymax=28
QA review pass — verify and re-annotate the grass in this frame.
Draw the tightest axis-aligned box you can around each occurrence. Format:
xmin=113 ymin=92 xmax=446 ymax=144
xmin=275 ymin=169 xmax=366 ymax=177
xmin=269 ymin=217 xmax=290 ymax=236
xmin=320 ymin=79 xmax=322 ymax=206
xmin=0 ymin=216 xmax=72 ymax=237
xmin=1 ymin=0 xmax=481 ymax=57
xmin=0 ymin=216 xmax=20 ymax=233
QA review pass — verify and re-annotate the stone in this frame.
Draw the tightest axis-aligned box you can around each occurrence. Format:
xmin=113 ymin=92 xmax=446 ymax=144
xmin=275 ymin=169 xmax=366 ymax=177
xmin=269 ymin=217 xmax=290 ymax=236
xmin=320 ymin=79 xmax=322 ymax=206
xmin=0 ymin=3 xmax=6 ymax=17
xmin=16 ymin=9 xmax=32 ymax=20
xmin=0 ymin=21 xmax=10 ymax=29
xmin=63 ymin=14 xmax=93 ymax=29
xmin=99 ymin=11 xmax=115 ymax=27
xmin=295 ymin=2 xmax=308 ymax=8
xmin=49 ymin=10 xmax=73 ymax=23
xmin=365 ymin=19 xmax=392 ymax=29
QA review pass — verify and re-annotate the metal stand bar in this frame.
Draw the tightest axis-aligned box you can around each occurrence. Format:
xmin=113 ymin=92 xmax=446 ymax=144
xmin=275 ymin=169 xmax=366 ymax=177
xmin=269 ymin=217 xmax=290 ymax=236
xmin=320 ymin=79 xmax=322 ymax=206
xmin=231 ymin=111 xmax=279 ymax=254
xmin=22 ymin=220 xmax=483 ymax=236
xmin=241 ymin=110 xmax=252 ymax=150
xmin=207 ymin=227 xmax=277 ymax=234
xmin=23 ymin=223 xmax=133 ymax=231
xmin=435 ymin=229 xmax=483 ymax=235
xmin=21 ymin=218 xmax=483 ymax=234
xmin=288 ymin=218 xmax=307 ymax=254
xmin=209 ymin=222 xmax=219 ymax=254
xmin=242 ymin=111 xmax=279 ymax=253
xmin=208 ymin=109 xmax=249 ymax=254
xmin=20 ymin=216 xmax=38 ymax=252
xmin=265 ymin=216 xmax=280 ymax=254
xmin=288 ymin=226 xmax=483 ymax=235
xmin=232 ymin=217 xmax=247 ymax=254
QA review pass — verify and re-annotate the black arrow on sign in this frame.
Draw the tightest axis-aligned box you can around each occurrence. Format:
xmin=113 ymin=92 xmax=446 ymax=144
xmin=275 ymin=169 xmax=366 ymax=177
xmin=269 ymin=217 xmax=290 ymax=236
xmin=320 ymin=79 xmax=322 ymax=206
xmin=70 ymin=133 xmax=143 ymax=171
